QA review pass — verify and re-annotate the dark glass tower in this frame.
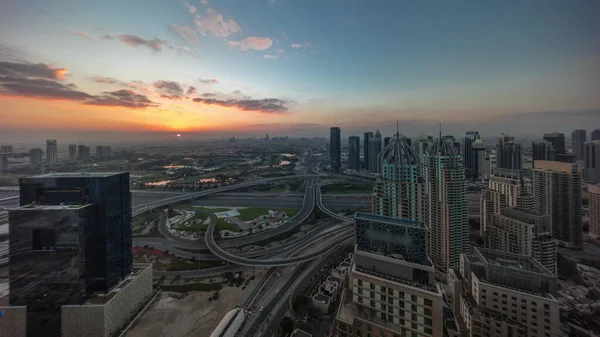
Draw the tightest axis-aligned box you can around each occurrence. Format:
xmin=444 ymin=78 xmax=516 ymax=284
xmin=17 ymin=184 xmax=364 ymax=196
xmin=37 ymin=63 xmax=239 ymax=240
xmin=348 ymin=136 xmax=361 ymax=171
xmin=17 ymin=172 xmax=132 ymax=292
xmin=496 ymin=134 xmax=522 ymax=170
xmin=329 ymin=127 xmax=341 ymax=171
xmin=363 ymin=131 xmax=373 ymax=170
xmin=463 ymin=131 xmax=479 ymax=179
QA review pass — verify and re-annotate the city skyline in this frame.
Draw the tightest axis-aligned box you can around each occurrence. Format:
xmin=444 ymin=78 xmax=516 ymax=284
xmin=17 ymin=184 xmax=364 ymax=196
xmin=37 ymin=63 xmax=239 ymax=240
xmin=0 ymin=0 xmax=599 ymax=142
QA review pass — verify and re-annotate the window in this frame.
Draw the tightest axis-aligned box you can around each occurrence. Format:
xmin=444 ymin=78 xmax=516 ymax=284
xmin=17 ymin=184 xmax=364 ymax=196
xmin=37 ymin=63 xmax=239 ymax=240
xmin=370 ymin=283 xmax=375 ymax=290
xmin=358 ymin=279 xmax=363 ymax=286
xmin=32 ymin=228 xmax=56 ymax=250
xmin=424 ymin=298 xmax=432 ymax=306
xmin=424 ymin=308 xmax=432 ymax=317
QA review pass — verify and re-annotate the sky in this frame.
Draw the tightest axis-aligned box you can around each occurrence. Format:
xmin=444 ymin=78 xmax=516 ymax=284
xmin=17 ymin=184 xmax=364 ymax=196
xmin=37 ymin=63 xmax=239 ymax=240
xmin=0 ymin=0 xmax=598 ymax=142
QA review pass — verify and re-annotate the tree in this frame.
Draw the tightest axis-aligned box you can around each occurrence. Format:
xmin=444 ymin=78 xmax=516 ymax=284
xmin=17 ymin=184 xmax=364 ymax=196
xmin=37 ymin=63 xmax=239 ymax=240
xmin=280 ymin=316 xmax=294 ymax=335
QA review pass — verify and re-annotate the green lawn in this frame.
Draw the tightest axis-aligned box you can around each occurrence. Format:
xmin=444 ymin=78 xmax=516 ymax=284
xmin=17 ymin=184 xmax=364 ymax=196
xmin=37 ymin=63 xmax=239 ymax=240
xmin=236 ymin=207 xmax=298 ymax=221
xmin=178 ymin=211 xmax=209 ymax=231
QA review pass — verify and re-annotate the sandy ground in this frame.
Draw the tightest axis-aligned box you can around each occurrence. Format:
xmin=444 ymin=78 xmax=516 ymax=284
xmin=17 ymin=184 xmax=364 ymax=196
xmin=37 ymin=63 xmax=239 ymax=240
xmin=126 ymin=269 xmax=266 ymax=337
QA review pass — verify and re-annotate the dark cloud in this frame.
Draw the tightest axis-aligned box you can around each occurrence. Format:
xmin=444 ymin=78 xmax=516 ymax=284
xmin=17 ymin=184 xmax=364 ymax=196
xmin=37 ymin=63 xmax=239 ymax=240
xmin=0 ymin=59 xmax=157 ymax=109
xmin=186 ymin=86 xmax=197 ymax=95
xmin=201 ymin=93 xmax=217 ymax=97
xmin=192 ymin=97 xmax=293 ymax=113
xmin=93 ymin=77 xmax=119 ymax=84
xmin=85 ymin=89 xmax=158 ymax=108
xmin=115 ymin=34 xmax=167 ymax=52
xmin=0 ymin=76 xmax=92 ymax=100
xmin=199 ymin=78 xmax=220 ymax=84
xmin=232 ymin=90 xmax=243 ymax=95
xmin=0 ymin=61 xmax=68 ymax=80
xmin=153 ymin=80 xmax=184 ymax=99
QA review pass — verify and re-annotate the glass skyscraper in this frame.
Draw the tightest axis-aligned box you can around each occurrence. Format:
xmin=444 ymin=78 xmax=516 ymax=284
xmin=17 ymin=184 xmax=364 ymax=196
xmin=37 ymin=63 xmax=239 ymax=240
xmin=348 ymin=135 xmax=360 ymax=171
xmin=10 ymin=173 xmax=132 ymax=335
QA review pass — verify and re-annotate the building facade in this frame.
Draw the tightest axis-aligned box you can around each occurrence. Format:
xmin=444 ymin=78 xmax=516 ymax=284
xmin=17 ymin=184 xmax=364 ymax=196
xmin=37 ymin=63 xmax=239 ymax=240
xmin=423 ymin=136 xmax=469 ymax=270
xmin=29 ymin=148 xmax=43 ymax=166
xmin=532 ymin=161 xmax=583 ymax=249
xmin=334 ymin=213 xmax=444 ymax=337
xmin=363 ymin=132 xmax=373 ymax=171
xmin=77 ymin=145 xmax=90 ymax=161
xmin=572 ymin=129 xmax=587 ymax=162
xmin=68 ymin=144 xmax=77 ymax=161
xmin=456 ymin=248 xmax=561 ymax=337
xmin=592 ymin=129 xmax=600 ymax=142
xmin=46 ymin=139 xmax=57 ymax=164
xmin=495 ymin=134 xmax=522 ymax=170
xmin=372 ymin=134 xmax=425 ymax=222
xmin=532 ymin=141 xmax=555 ymax=164
xmin=584 ymin=140 xmax=600 ymax=184
xmin=368 ymin=132 xmax=382 ymax=174
xmin=472 ymin=139 xmax=487 ymax=181
xmin=589 ymin=184 xmax=600 ymax=239
xmin=348 ymin=136 xmax=361 ymax=171
xmin=463 ymin=131 xmax=480 ymax=179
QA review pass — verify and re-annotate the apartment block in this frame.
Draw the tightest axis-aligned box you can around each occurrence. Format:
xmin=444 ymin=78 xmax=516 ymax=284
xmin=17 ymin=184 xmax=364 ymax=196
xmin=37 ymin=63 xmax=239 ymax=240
xmin=532 ymin=161 xmax=583 ymax=249
xmin=457 ymin=248 xmax=561 ymax=337
xmin=589 ymin=184 xmax=600 ymax=239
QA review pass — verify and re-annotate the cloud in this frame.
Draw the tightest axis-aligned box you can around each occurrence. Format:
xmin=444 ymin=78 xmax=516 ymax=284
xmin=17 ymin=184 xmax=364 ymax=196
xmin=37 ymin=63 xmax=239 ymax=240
xmin=0 ymin=60 xmax=157 ymax=109
xmin=70 ymin=31 xmax=97 ymax=40
xmin=0 ymin=76 xmax=92 ymax=101
xmin=201 ymin=0 xmax=209 ymax=4
xmin=201 ymin=92 xmax=217 ymax=97
xmin=184 ymin=1 xmax=197 ymax=14
xmin=93 ymin=77 xmax=119 ymax=84
xmin=291 ymin=43 xmax=310 ymax=48
xmin=192 ymin=96 xmax=293 ymax=113
xmin=186 ymin=86 xmax=197 ymax=95
xmin=194 ymin=8 xmax=241 ymax=37
xmin=153 ymin=80 xmax=185 ymax=99
xmin=116 ymin=34 xmax=167 ymax=52
xmin=171 ymin=24 xmax=198 ymax=43
xmin=0 ymin=61 xmax=68 ymax=80
xmin=264 ymin=54 xmax=278 ymax=59
xmin=199 ymin=78 xmax=220 ymax=84
xmin=85 ymin=89 xmax=158 ymax=108
xmin=228 ymin=37 xmax=273 ymax=51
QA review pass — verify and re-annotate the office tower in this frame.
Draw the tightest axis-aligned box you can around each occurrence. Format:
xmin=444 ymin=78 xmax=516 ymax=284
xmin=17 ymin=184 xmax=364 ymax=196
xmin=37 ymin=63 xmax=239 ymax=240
xmin=372 ymin=133 xmax=425 ymax=222
xmin=383 ymin=136 xmax=391 ymax=148
xmin=589 ymin=184 xmax=600 ymax=238
xmin=414 ymin=134 xmax=431 ymax=160
xmin=68 ymin=144 xmax=77 ymax=161
xmin=462 ymin=131 xmax=479 ymax=178
xmin=77 ymin=144 xmax=90 ymax=161
xmin=368 ymin=131 xmax=382 ymax=173
xmin=592 ymin=129 xmax=600 ymax=141
xmin=0 ymin=145 xmax=12 ymax=153
xmin=423 ymin=135 xmax=469 ymax=270
xmin=572 ymin=129 xmax=586 ymax=161
xmin=363 ymin=131 xmax=373 ymax=170
xmin=348 ymin=136 xmax=361 ymax=171
xmin=334 ymin=213 xmax=444 ymax=337
xmin=404 ymin=137 xmax=411 ymax=147
xmin=496 ymin=134 xmax=522 ymax=170
xmin=456 ymin=248 xmax=560 ymax=337
xmin=532 ymin=141 xmax=555 ymax=163
xmin=265 ymin=133 xmax=269 ymax=141
xmin=472 ymin=138 xmax=486 ymax=181
xmin=29 ymin=148 xmax=43 ymax=166
xmin=95 ymin=145 xmax=113 ymax=158
xmin=46 ymin=139 xmax=57 ymax=164
xmin=532 ymin=161 xmax=583 ymax=249
xmin=543 ymin=132 xmax=575 ymax=163
xmin=584 ymin=140 xmax=600 ymax=183
xmin=485 ymin=208 xmax=557 ymax=275
xmin=0 ymin=153 xmax=7 ymax=171
xmin=7 ymin=173 xmax=133 ymax=336
xmin=330 ymin=127 xmax=341 ymax=171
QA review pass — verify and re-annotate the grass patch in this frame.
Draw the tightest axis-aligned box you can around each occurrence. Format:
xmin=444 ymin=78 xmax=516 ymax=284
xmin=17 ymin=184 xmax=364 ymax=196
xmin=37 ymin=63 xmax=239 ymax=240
xmin=158 ymin=283 xmax=222 ymax=292
xmin=167 ymin=259 xmax=227 ymax=271
xmin=192 ymin=207 xmax=241 ymax=232
xmin=236 ymin=207 xmax=299 ymax=221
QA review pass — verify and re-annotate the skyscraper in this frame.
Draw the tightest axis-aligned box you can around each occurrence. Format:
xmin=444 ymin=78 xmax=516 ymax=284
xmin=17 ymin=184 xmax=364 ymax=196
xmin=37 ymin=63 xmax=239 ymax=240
xmin=543 ymin=132 xmax=575 ymax=163
xmin=372 ymin=132 xmax=425 ymax=222
xmin=77 ymin=144 xmax=90 ymax=161
xmin=29 ymin=148 xmax=43 ymax=166
xmin=383 ymin=136 xmax=391 ymax=148
xmin=334 ymin=213 xmax=445 ymax=337
xmin=462 ymin=131 xmax=479 ymax=179
xmin=589 ymin=184 xmax=600 ymax=239
xmin=532 ymin=161 xmax=582 ymax=249
xmin=68 ymin=143 xmax=77 ymax=161
xmin=495 ymin=134 xmax=522 ymax=170
xmin=532 ymin=141 xmax=555 ymax=164
xmin=0 ymin=153 xmax=7 ymax=171
xmin=424 ymin=135 xmax=469 ymax=269
xmin=330 ymin=127 xmax=341 ymax=171
xmin=348 ymin=136 xmax=361 ymax=171
xmin=572 ymin=129 xmax=587 ymax=161
xmin=46 ymin=139 xmax=57 ymax=164
xmin=368 ymin=131 xmax=382 ymax=173
xmin=584 ymin=140 xmax=600 ymax=184
xmin=591 ymin=129 xmax=600 ymax=141
xmin=363 ymin=131 xmax=373 ymax=170
xmin=472 ymin=138 xmax=487 ymax=181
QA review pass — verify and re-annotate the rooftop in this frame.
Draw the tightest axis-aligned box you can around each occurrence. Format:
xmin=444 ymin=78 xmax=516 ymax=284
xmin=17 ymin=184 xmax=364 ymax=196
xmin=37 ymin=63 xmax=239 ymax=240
xmin=354 ymin=212 xmax=426 ymax=230
xmin=85 ymin=264 xmax=150 ymax=305
xmin=16 ymin=203 xmax=92 ymax=211
xmin=476 ymin=247 xmax=552 ymax=276
xmin=290 ymin=329 xmax=313 ymax=337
